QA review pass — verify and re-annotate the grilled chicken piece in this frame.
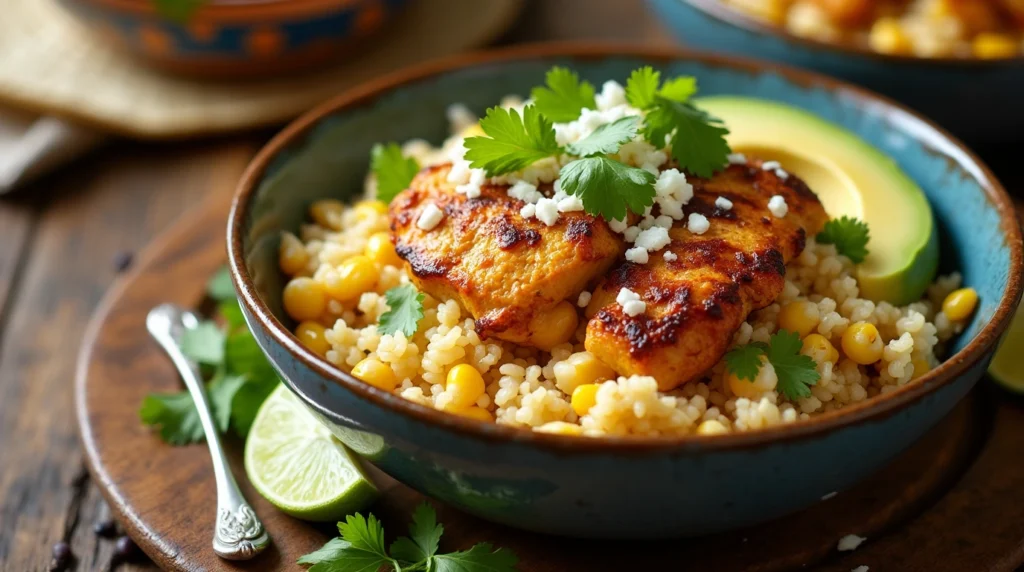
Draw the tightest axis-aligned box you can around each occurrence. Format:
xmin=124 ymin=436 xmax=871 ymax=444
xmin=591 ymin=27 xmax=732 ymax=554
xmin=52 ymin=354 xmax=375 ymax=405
xmin=390 ymin=164 xmax=624 ymax=348
xmin=585 ymin=163 xmax=829 ymax=390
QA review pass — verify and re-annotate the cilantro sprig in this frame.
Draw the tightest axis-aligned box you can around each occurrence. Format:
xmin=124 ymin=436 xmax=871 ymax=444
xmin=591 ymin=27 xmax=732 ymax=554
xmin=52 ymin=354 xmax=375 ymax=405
xmin=464 ymin=106 xmax=561 ymax=176
xmin=299 ymin=503 xmax=518 ymax=572
xmin=559 ymin=156 xmax=655 ymax=221
xmin=816 ymin=216 xmax=870 ymax=263
xmin=530 ymin=66 xmax=596 ymax=123
xmin=372 ymin=143 xmax=421 ymax=204
xmin=724 ymin=330 xmax=820 ymax=401
xmin=139 ymin=267 xmax=278 ymax=445
xmin=378 ymin=284 xmax=425 ymax=337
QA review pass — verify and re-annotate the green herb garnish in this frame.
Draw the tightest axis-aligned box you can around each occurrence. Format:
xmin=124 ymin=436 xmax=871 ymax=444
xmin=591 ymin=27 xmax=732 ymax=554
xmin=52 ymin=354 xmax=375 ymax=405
xmin=372 ymin=143 xmax=421 ymax=204
xmin=464 ymin=105 xmax=561 ymax=176
xmin=530 ymin=66 xmax=596 ymax=123
xmin=299 ymin=503 xmax=518 ymax=572
xmin=378 ymin=284 xmax=425 ymax=338
xmin=724 ymin=330 xmax=820 ymax=401
xmin=816 ymin=216 xmax=870 ymax=263
xmin=565 ymin=116 xmax=640 ymax=157
xmin=559 ymin=156 xmax=655 ymax=221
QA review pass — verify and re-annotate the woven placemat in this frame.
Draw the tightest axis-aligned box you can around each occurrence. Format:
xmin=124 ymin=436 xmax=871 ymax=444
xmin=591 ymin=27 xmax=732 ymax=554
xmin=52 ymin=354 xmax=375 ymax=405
xmin=0 ymin=0 xmax=523 ymax=139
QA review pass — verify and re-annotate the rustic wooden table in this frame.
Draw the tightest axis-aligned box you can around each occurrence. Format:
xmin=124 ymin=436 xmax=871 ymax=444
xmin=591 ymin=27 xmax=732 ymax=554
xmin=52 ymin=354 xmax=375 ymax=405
xmin=0 ymin=2 xmax=1019 ymax=571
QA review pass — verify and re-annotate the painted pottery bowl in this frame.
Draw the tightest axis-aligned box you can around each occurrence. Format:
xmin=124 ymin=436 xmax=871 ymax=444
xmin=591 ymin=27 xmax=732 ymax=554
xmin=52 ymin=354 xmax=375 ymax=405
xmin=227 ymin=45 xmax=1022 ymax=538
xmin=647 ymin=0 xmax=1024 ymax=142
xmin=57 ymin=0 xmax=408 ymax=77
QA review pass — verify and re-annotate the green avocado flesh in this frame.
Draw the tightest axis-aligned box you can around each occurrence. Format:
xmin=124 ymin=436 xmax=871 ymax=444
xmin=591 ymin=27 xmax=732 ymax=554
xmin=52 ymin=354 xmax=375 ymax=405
xmin=697 ymin=96 xmax=939 ymax=306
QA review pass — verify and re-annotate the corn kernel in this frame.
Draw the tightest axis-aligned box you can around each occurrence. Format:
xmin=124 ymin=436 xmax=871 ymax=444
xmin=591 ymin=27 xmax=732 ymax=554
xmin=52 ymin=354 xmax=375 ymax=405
xmin=911 ymin=356 xmax=932 ymax=379
xmin=869 ymin=17 xmax=912 ymax=55
xmin=536 ymin=421 xmax=583 ymax=436
xmin=972 ymin=33 xmax=1020 ymax=59
xmin=726 ymin=355 xmax=778 ymax=399
xmin=295 ymin=321 xmax=330 ymax=356
xmin=365 ymin=232 xmax=403 ymax=267
xmin=943 ymin=287 xmax=978 ymax=321
xmin=553 ymin=351 xmax=616 ymax=394
xmin=354 ymin=200 xmax=388 ymax=220
xmin=802 ymin=333 xmax=839 ymax=363
xmin=842 ymin=322 xmax=884 ymax=365
xmin=696 ymin=420 xmax=728 ymax=436
xmin=779 ymin=301 xmax=819 ymax=337
xmin=351 ymin=358 xmax=397 ymax=391
xmin=445 ymin=364 xmax=486 ymax=410
xmin=310 ymin=200 xmax=344 ymax=230
xmin=571 ymin=383 xmax=600 ymax=416
xmin=460 ymin=123 xmax=485 ymax=138
xmin=278 ymin=232 xmax=309 ymax=275
xmin=324 ymin=255 xmax=378 ymax=301
xmin=282 ymin=277 xmax=327 ymax=321
xmin=455 ymin=406 xmax=494 ymax=423
xmin=528 ymin=301 xmax=579 ymax=350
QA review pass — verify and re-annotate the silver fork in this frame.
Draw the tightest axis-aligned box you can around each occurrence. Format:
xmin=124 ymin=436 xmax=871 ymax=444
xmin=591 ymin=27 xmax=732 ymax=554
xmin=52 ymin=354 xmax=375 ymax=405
xmin=146 ymin=303 xmax=270 ymax=560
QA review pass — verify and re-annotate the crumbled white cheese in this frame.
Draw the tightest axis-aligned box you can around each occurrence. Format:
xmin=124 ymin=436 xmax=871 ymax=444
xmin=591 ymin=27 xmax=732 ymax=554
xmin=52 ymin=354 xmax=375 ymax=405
xmin=761 ymin=160 xmax=782 ymax=171
xmin=623 ymin=226 xmax=641 ymax=243
xmin=727 ymin=152 xmax=748 ymax=165
xmin=535 ymin=197 xmax=560 ymax=226
xmin=663 ymin=251 xmax=678 ymax=262
xmin=616 ymin=288 xmax=646 ymax=317
xmin=608 ymin=217 xmax=629 ymax=233
xmin=519 ymin=204 xmax=536 ymax=219
xmin=618 ymin=140 xmax=668 ymax=172
xmin=768 ymin=195 xmax=789 ymax=218
xmin=654 ymin=215 xmax=673 ymax=229
xmin=577 ymin=290 xmax=592 ymax=308
xmin=635 ymin=226 xmax=671 ymax=252
xmin=654 ymin=168 xmax=693 ymax=220
xmin=595 ymin=80 xmax=627 ymax=110
xmin=508 ymin=180 xmax=542 ymax=203
xmin=625 ymin=247 xmax=649 ymax=264
xmin=715 ymin=196 xmax=734 ymax=211
xmin=821 ymin=491 xmax=838 ymax=501
xmin=775 ymin=168 xmax=790 ymax=180
xmin=455 ymin=168 xmax=486 ymax=199
xmin=416 ymin=203 xmax=444 ymax=230
xmin=837 ymin=534 xmax=866 ymax=552
xmin=557 ymin=194 xmax=584 ymax=213
xmin=687 ymin=213 xmax=710 ymax=234
xmin=446 ymin=103 xmax=476 ymax=134
xmin=851 ymin=566 xmax=869 ymax=572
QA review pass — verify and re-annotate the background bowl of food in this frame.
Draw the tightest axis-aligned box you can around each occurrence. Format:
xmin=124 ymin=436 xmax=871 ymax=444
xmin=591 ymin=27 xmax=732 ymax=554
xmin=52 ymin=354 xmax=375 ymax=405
xmin=228 ymin=44 xmax=1021 ymax=538
xmin=57 ymin=0 xmax=409 ymax=77
xmin=646 ymin=0 xmax=1024 ymax=141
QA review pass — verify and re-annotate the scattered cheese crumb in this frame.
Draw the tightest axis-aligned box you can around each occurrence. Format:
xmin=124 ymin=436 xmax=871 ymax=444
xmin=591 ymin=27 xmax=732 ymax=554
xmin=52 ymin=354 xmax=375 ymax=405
xmin=654 ymin=168 xmax=693 ymax=220
xmin=623 ymin=226 xmax=641 ymax=243
xmin=715 ymin=196 xmax=733 ymax=211
xmin=761 ymin=160 xmax=782 ymax=171
xmin=775 ymin=168 xmax=790 ymax=180
xmin=455 ymin=168 xmax=486 ymax=198
xmin=664 ymin=251 xmax=678 ymax=262
xmin=416 ymin=203 xmax=444 ymax=230
xmin=446 ymin=103 xmax=476 ymax=134
xmin=616 ymin=288 xmax=646 ymax=317
xmin=635 ymin=226 xmax=671 ymax=252
xmin=557 ymin=194 xmax=584 ymax=213
xmin=851 ymin=566 xmax=869 ymax=572
xmin=508 ymin=180 xmax=542 ymax=203
xmin=595 ymin=80 xmax=627 ymax=110
xmin=838 ymin=534 xmax=866 ymax=552
xmin=625 ymin=247 xmax=649 ymax=264
xmin=727 ymin=152 xmax=747 ymax=164
xmin=768 ymin=195 xmax=789 ymax=218
xmin=535 ymin=197 xmax=560 ymax=226
xmin=609 ymin=217 xmax=628 ymax=233
xmin=577 ymin=291 xmax=592 ymax=308
xmin=520 ymin=204 xmax=536 ymax=219
xmin=821 ymin=491 xmax=838 ymax=501
xmin=687 ymin=213 xmax=710 ymax=234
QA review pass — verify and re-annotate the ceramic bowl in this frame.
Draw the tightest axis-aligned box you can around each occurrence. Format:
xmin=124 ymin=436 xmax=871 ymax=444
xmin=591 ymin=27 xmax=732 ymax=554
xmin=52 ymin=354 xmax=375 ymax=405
xmin=646 ymin=0 xmax=1024 ymax=142
xmin=57 ymin=0 xmax=408 ymax=77
xmin=227 ymin=44 xmax=1022 ymax=538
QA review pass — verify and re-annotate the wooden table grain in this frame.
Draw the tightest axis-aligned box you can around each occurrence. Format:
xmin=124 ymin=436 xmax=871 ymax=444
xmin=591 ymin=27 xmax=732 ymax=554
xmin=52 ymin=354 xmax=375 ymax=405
xmin=0 ymin=1 xmax=1019 ymax=571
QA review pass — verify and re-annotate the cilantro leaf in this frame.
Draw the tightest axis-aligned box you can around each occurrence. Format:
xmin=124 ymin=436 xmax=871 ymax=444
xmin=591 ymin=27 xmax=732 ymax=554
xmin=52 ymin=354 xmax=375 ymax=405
xmin=565 ymin=116 xmax=640 ymax=157
xmin=816 ymin=216 xmax=870 ymax=263
xmin=219 ymin=299 xmax=246 ymax=330
xmin=179 ymin=321 xmax=225 ymax=366
xmin=625 ymin=66 xmax=661 ymax=109
xmin=139 ymin=392 xmax=204 ymax=445
xmin=207 ymin=266 xmax=236 ymax=301
xmin=225 ymin=329 xmax=276 ymax=381
xmin=724 ymin=342 xmax=768 ymax=381
xmin=228 ymin=379 xmax=277 ymax=437
xmin=297 ymin=538 xmax=351 ymax=566
xmin=530 ymin=66 xmax=596 ymax=122
xmin=464 ymin=106 xmax=561 ymax=176
xmin=372 ymin=143 xmax=421 ymax=204
xmin=643 ymin=97 xmax=730 ymax=178
xmin=378 ymin=284 xmax=425 ymax=337
xmin=559 ymin=156 xmax=656 ymax=221
xmin=304 ymin=542 xmax=389 ymax=572
xmin=767 ymin=330 xmax=820 ymax=401
xmin=390 ymin=503 xmax=442 ymax=563
xmin=207 ymin=374 xmax=247 ymax=433
xmin=337 ymin=513 xmax=397 ymax=571
xmin=433 ymin=543 xmax=518 ymax=572
xmin=658 ymin=76 xmax=697 ymax=103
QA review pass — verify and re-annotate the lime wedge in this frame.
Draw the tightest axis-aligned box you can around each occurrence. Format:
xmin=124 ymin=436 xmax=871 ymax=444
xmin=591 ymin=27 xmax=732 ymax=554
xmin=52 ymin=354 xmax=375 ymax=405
xmin=989 ymin=303 xmax=1024 ymax=394
xmin=244 ymin=384 xmax=378 ymax=521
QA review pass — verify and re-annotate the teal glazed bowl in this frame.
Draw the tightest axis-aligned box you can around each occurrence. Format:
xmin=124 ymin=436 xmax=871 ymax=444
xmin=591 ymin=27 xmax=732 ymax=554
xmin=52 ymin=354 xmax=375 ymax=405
xmin=647 ymin=0 xmax=1024 ymax=142
xmin=228 ymin=44 xmax=1022 ymax=538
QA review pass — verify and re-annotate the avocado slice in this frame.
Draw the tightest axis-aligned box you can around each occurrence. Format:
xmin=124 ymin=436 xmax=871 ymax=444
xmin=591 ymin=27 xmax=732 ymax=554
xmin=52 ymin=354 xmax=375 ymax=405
xmin=697 ymin=96 xmax=938 ymax=306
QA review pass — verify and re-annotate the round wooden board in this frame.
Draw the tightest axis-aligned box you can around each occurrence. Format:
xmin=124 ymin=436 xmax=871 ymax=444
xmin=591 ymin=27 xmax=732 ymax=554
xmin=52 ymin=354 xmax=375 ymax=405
xmin=76 ymin=192 xmax=1024 ymax=571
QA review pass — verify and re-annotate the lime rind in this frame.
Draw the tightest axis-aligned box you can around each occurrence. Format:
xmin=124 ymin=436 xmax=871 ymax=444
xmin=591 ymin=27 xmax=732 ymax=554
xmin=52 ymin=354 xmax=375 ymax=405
xmin=989 ymin=304 xmax=1024 ymax=394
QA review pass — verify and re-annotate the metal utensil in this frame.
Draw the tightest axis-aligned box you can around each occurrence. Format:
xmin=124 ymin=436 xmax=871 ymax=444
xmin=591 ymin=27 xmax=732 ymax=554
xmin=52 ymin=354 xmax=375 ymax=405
xmin=146 ymin=303 xmax=270 ymax=560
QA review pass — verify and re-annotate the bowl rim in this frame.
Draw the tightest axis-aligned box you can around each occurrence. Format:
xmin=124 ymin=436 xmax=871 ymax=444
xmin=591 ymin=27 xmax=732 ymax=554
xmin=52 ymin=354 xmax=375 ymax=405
xmin=77 ymin=0 xmax=369 ymax=17
xmin=681 ymin=0 xmax=1024 ymax=68
xmin=228 ymin=42 xmax=1023 ymax=454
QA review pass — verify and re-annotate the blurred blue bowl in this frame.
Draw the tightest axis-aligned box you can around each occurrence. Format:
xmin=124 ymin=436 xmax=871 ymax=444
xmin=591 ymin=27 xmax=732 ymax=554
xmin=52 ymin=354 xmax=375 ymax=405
xmin=647 ymin=0 xmax=1024 ymax=142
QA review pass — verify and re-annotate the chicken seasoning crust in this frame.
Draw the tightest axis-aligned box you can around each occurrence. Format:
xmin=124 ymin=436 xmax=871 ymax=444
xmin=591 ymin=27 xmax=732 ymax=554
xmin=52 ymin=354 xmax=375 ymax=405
xmin=277 ymin=68 xmax=974 ymax=437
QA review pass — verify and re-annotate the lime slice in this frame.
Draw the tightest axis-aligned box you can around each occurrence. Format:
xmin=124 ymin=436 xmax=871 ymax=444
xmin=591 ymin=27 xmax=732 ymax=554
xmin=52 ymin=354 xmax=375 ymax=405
xmin=989 ymin=303 xmax=1024 ymax=394
xmin=244 ymin=384 xmax=378 ymax=521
